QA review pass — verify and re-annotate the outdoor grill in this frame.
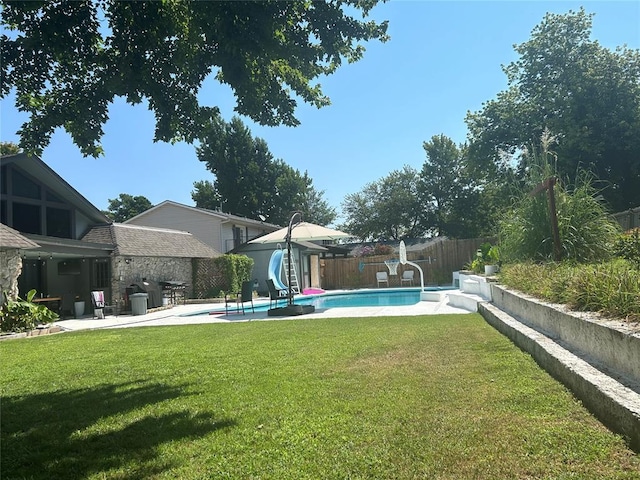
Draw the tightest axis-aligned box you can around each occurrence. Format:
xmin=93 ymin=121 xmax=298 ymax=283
xmin=128 ymin=279 xmax=163 ymax=308
xmin=160 ymin=281 xmax=187 ymax=305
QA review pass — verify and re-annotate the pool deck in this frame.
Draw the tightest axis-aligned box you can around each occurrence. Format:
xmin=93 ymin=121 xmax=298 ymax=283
xmin=53 ymin=289 xmax=476 ymax=332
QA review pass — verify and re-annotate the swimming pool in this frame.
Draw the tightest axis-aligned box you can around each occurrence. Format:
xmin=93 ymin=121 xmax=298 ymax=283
xmin=184 ymin=287 xmax=454 ymax=316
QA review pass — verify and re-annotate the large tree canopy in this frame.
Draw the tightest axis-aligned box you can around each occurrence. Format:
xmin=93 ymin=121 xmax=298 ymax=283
xmin=104 ymin=193 xmax=153 ymax=222
xmin=419 ymin=135 xmax=484 ymax=237
xmin=340 ymin=166 xmax=424 ymax=241
xmin=194 ymin=116 xmax=335 ymax=226
xmin=466 ymin=8 xmax=640 ymax=211
xmin=1 ymin=0 xmax=388 ymax=157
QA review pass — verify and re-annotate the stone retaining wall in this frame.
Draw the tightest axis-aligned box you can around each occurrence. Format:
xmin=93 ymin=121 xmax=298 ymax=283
xmin=480 ymin=301 xmax=640 ymax=452
xmin=490 ymin=284 xmax=640 ymax=387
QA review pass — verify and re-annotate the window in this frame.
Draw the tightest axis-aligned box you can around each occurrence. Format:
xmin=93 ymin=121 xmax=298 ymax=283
xmin=46 ymin=190 xmax=65 ymax=203
xmin=93 ymin=259 xmax=110 ymax=289
xmin=2 ymin=164 xmax=80 ymax=237
xmin=46 ymin=207 xmax=72 ymax=238
xmin=13 ymin=203 xmax=41 ymax=234
xmin=1 ymin=165 xmax=7 ymax=194
xmin=12 ymin=169 xmax=41 ymax=199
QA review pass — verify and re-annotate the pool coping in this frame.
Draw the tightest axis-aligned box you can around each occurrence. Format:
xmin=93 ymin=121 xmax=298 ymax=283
xmin=52 ymin=288 xmax=476 ymax=331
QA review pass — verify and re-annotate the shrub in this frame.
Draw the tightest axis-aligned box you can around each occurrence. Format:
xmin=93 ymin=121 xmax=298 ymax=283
xmin=499 ymin=137 xmax=619 ymax=263
xmin=499 ymin=260 xmax=640 ymax=322
xmin=373 ymin=244 xmax=394 ymax=256
xmin=212 ymin=254 xmax=254 ymax=296
xmin=352 ymin=244 xmax=394 ymax=257
xmin=467 ymin=243 xmax=500 ymax=274
xmin=614 ymin=228 xmax=640 ymax=268
xmin=351 ymin=245 xmax=375 ymax=257
xmin=0 ymin=289 xmax=59 ymax=333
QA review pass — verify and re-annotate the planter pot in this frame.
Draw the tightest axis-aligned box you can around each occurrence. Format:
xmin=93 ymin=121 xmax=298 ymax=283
xmin=484 ymin=265 xmax=498 ymax=275
xmin=74 ymin=301 xmax=85 ymax=318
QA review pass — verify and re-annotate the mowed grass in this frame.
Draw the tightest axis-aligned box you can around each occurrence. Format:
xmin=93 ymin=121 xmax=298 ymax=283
xmin=1 ymin=315 xmax=638 ymax=479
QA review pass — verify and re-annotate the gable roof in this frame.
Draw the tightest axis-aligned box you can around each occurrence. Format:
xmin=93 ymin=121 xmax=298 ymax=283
xmin=0 ymin=223 xmax=40 ymax=250
xmin=126 ymin=200 xmax=282 ymax=230
xmin=1 ymin=153 xmax=110 ymax=224
xmin=82 ymin=223 xmax=221 ymax=258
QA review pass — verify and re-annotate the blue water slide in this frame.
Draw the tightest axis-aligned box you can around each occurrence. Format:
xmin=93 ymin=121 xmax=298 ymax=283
xmin=268 ymin=250 xmax=289 ymax=292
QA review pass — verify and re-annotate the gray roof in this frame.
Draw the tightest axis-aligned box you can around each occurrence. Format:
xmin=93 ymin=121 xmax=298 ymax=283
xmin=22 ymin=233 xmax=114 ymax=258
xmin=126 ymin=200 xmax=282 ymax=230
xmin=82 ymin=223 xmax=220 ymax=258
xmin=0 ymin=223 xmax=40 ymax=250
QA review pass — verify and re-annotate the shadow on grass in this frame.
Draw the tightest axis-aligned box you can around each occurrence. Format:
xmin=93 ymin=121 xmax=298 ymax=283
xmin=1 ymin=381 xmax=235 ymax=479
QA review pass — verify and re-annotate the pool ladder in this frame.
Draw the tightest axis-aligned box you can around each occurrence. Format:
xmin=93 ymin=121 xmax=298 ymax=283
xmin=283 ymin=250 xmax=301 ymax=294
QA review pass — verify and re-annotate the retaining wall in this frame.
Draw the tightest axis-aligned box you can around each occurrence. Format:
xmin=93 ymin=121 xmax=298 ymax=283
xmin=490 ymin=284 xmax=640 ymax=387
xmin=481 ymin=284 xmax=640 ymax=451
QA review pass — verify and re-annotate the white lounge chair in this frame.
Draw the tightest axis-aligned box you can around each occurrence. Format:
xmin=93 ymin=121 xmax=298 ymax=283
xmin=401 ymin=270 xmax=415 ymax=286
xmin=376 ymin=271 xmax=389 ymax=287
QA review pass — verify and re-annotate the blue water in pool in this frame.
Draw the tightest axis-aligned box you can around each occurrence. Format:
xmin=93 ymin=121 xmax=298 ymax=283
xmin=184 ymin=287 xmax=454 ymax=316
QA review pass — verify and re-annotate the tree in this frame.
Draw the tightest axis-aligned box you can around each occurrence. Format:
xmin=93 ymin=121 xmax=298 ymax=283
xmin=465 ymin=8 xmax=640 ymax=211
xmin=190 ymin=180 xmax=221 ymax=212
xmin=340 ymin=166 xmax=425 ymax=241
xmin=196 ymin=116 xmax=273 ymax=218
xmin=0 ymin=142 xmax=21 ymax=155
xmin=420 ymin=135 xmax=471 ymax=237
xmin=194 ymin=116 xmax=334 ymax=226
xmin=1 ymin=1 xmax=388 ymax=157
xmin=300 ymin=185 xmax=337 ymax=227
xmin=418 ymin=134 xmax=503 ymax=238
xmin=104 ymin=194 xmax=153 ymax=223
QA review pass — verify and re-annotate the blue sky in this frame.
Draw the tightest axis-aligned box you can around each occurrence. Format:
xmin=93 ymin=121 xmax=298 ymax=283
xmin=1 ymin=1 xmax=638 ymax=225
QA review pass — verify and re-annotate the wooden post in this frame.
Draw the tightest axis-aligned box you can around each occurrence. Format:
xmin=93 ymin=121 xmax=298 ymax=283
xmin=530 ymin=177 xmax=562 ymax=261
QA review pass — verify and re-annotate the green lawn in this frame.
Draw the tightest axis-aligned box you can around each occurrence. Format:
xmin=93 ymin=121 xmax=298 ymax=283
xmin=1 ymin=315 xmax=638 ymax=479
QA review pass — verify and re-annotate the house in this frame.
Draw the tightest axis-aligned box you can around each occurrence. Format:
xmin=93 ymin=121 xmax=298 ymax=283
xmin=125 ymin=200 xmax=282 ymax=253
xmin=125 ymin=201 xmax=340 ymax=293
xmin=1 ymin=153 xmax=116 ymax=311
xmin=82 ymin=223 xmax=220 ymax=307
xmin=1 ymin=153 xmax=219 ymax=314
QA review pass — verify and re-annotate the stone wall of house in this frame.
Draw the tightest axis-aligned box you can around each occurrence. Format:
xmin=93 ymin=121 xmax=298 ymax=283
xmin=0 ymin=249 xmax=22 ymax=304
xmin=111 ymin=256 xmax=193 ymax=306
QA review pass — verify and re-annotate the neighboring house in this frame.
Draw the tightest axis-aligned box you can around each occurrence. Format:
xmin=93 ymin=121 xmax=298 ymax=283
xmin=125 ymin=201 xmax=334 ymax=293
xmin=1 ymin=154 xmax=220 ymax=313
xmin=125 ymin=200 xmax=281 ymax=253
xmin=83 ymin=223 xmax=220 ymax=306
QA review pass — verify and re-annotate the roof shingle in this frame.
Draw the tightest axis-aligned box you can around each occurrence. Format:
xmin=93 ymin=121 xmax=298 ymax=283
xmin=83 ymin=224 xmax=220 ymax=258
xmin=0 ymin=223 xmax=40 ymax=250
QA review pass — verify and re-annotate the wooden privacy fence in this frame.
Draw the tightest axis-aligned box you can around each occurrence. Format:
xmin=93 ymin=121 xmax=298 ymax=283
xmin=612 ymin=206 xmax=640 ymax=231
xmin=321 ymin=237 xmax=495 ymax=290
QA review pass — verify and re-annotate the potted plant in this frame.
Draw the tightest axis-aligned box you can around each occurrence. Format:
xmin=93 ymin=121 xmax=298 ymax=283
xmin=468 ymin=243 xmax=500 ymax=275
xmin=484 ymin=245 xmax=500 ymax=275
